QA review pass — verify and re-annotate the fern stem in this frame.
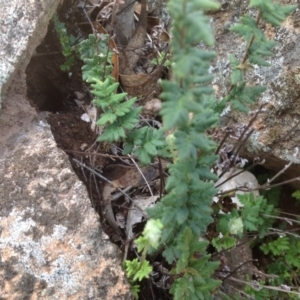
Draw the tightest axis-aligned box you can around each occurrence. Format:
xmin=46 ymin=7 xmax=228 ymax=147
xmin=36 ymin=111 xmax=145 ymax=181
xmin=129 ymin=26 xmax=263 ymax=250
xmin=241 ymin=11 xmax=262 ymax=64
xmin=227 ymin=11 xmax=262 ymax=94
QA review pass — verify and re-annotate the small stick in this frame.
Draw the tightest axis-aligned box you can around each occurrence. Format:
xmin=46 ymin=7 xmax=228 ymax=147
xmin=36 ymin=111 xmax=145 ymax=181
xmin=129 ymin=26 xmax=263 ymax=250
xmin=73 ymin=158 xmax=135 ymax=202
xmin=128 ymin=154 xmax=154 ymax=197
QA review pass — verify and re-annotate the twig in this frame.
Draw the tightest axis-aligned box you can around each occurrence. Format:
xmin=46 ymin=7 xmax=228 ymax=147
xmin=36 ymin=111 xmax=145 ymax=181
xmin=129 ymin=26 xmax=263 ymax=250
xmin=65 ymin=149 xmax=130 ymax=159
xmin=261 ymin=215 xmax=300 ymax=225
xmin=73 ymin=158 xmax=135 ymax=202
xmin=216 ymin=175 xmax=300 ymax=196
xmin=280 ymin=211 xmax=300 ymax=218
xmin=158 ymin=157 xmax=165 ymax=198
xmin=215 ymin=159 xmax=263 ymax=189
xmin=89 ymin=145 xmax=102 ymax=209
xmin=128 ymin=154 xmax=154 ymax=197
xmin=227 ymin=11 xmax=262 ymax=94
xmin=32 ymin=51 xmax=62 ymax=57
xmin=227 ymin=277 xmax=300 ymax=296
xmin=260 ymin=147 xmax=298 ymax=187
xmin=244 ymin=12 xmax=262 ymax=64
xmin=82 ymin=5 xmax=96 ymax=34
xmin=78 ymin=156 xmax=88 ymax=182
xmin=216 ymin=148 xmax=299 ymax=195
xmin=267 ymin=227 xmax=300 ymax=238
xmin=215 ymin=128 xmax=232 ymax=155
xmin=231 ymin=104 xmax=265 ymax=166
xmin=73 ymin=158 xmax=147 ymax=217
xmin=222 ymin=259 xmax=258 ymax=282
xmin=218 ymin=120 xmax=300 ymax=191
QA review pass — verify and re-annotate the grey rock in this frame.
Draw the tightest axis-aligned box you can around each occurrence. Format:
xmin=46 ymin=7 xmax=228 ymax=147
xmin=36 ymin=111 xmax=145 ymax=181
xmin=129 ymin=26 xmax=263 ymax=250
xmin=0 ymin=101 xmax=131 ymax=299
xmin=0 ymin=0 xmax=60 ymax=107
xmin=0 ymin=0 xmax=132 ymax=299
xmin=211 ymin=0 xmax=300 ymax=188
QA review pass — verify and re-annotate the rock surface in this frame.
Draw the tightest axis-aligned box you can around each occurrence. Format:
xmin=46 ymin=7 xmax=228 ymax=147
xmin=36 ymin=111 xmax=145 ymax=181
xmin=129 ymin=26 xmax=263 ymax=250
xmin=0 ymin=98 xmax=131 ymax=299
xmin=0 ymin=0 xmax=131 ymax=299
xmin=0 ymin=0 xmax=61 ymax=107
xmin=211 ymin=0 xmax=300 ymax=187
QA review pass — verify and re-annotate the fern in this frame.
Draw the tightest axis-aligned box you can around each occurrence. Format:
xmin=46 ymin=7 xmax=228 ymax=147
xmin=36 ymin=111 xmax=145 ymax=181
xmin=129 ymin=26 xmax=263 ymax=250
xmin=245 ymin=285 xmax=277 ymax=300
xmin=259 ymin=236 xmax=300 ymax=298
xmin=230 ymin=15 xmax=276 ymax=66
xmin=78 ymin=34 xmax=113 ymax=80
xmin=170 ymin=228 xmax=220 ymax=300
xmin=78 ymin=35 xmax=142 ymax=143
xmin=78 ymin=34 xmax=169 ymax=164
xmin=123 ymin=127 xmax=168 ymax=166
xmin=260 ymin=236 xmax=290 ymax=256
xmin=52 ymin=14 xmax=76 ymax=71
xmin=124 ymin=219 xmax=163 ymax=299
xmin=212 ymin=234 xmax=237 ymax=252
xmin=217 ymin=0 xmax=296 ymax=114
xmin=238 ymin=193 xmax=276 ymax=236
xmin=145 ymin=0 xmax=222 ymax=298
xmin=145 ymin=0 xmax=294 ymax=297
xmin=125 ymin=259 xmax=152 ymax=282
xmin=292 ymin=190 xmax=300 ymax=201
xmin=250 ymin=0 xmax=296 ymax=27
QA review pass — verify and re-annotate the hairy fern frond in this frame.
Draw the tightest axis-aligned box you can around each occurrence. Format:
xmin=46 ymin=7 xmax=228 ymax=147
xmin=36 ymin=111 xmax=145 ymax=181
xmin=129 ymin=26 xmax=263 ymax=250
xmin=78 ymin=34 xmax=141 ymax=143
xmin=123 ymin=127 xmax=168 ymax=165
xmin=220 ymin=0 xmax=296 ymax=113
xmin=53 ymin=14 xmax=76 ymax=71
xmin=146 ymin=0 xmax=222 ymax=298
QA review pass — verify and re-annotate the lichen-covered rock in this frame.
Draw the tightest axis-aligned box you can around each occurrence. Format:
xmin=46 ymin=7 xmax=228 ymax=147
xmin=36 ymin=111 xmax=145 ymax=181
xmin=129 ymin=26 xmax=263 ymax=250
xmin=0 ymin=0 xmax=131 ymax=298
xmin=0 ymin=96 xmax=131 ymax=299
xmin=210 ymin=0 xmax=300 ymax=187
xmin=0 ymin=0 xmax=61 ymax=106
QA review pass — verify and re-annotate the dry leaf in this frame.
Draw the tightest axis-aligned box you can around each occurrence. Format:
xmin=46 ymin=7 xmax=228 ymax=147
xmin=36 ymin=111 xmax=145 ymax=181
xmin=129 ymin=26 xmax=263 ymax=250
xmin=116 ymin=213 xmax=126 ymax=228
xmin=74 ymin=91 xmax=85 ymax=100
xmin=74 ymin=99 xmax=84 ymax=108
xmin=147 ymin=16 xmax=160 ymax=33
xmin=120 ymin=67 xmax=161 ymax=97
xmin=126 ymin=195 xmax=158 ymax=239
xmin=80 ymin=143 xmax=88 ymax=150
xmin=142 ymin=98 xmax=162 ymax=117
xmin=88 ymin=0 xmax=102 ymax=5
xmin=84 ymin=104 xmax=97 ymax=131
xmin=120 ymin=0 xmax=147 ymax=75
xmin=134 ymin=2 xmax=148 ymax=15
xmin=81 ymin=113 xmax=91 ymax=123
xmin=112 ymin=165 xmax=159 ymax=188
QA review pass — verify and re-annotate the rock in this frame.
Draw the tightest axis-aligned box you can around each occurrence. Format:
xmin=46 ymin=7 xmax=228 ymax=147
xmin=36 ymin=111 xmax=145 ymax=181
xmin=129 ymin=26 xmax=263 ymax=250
xmin=0 ymin=0 xmax=132 ymax=299
xmin=210 ymin=0 xmax=300 ymax=188
xmin=214 ymin=168 xmax=259 ymax=208
xmin=0 ymin=0 xmax=61 ymax=107
xmin=0 ymin=101 xmax=131 ymax=299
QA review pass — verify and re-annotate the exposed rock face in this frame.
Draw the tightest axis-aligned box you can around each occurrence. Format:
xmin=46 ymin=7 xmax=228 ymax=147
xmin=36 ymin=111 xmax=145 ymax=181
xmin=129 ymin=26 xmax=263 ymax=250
xmin=211 ymin=0 xmax=300 ymax=187
xmin=0 ymin=0 xmax=61 ymax=106
xmin=0 ymin=0 xmax=131 ymax=299
xmin=0 ymin=98 xmax=131 ymax=299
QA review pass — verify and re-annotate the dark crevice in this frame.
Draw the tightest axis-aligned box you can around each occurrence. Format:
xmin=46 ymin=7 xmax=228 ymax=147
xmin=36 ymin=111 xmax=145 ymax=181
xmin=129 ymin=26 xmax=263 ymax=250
xmin=25 ymin=21 xmax=77 ymax=113
xmin=24 ymin=6 xmax=119 ymax=239
xmin=25 ymin=11 xmax=102 ymax=213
